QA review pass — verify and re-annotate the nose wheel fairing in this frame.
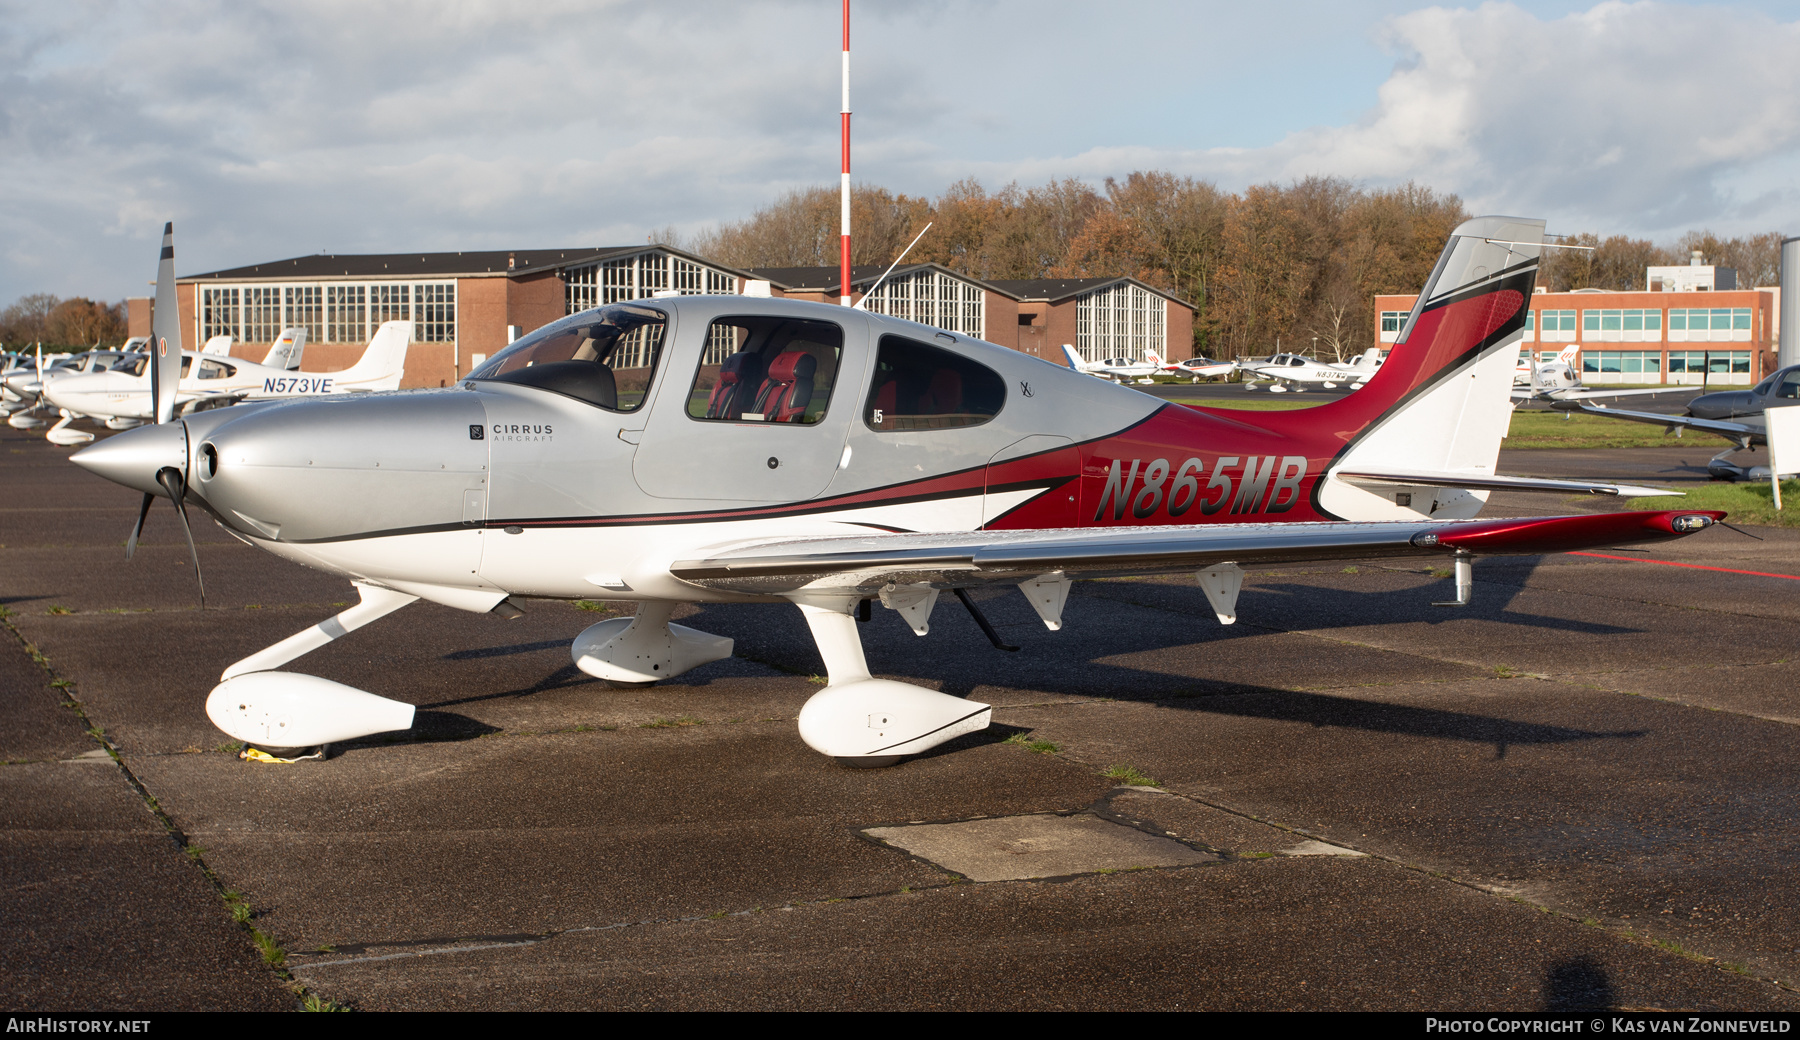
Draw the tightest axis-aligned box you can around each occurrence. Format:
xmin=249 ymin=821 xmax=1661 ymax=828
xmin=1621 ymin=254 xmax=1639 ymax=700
xmin=572 ymin=601 xmax=734 ymax=685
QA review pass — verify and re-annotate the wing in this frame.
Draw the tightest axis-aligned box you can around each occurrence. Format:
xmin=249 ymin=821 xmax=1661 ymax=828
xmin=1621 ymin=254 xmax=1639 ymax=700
xmin=669 ymin=510 xmax=1720 ymax=596
xmin=1544 ymin=386 xmax=1682 ymax=402
xmin=174 ymin=388 xmax=251 ymax=416
xmin=1550 ymin=401 xmax=1759 ymax=444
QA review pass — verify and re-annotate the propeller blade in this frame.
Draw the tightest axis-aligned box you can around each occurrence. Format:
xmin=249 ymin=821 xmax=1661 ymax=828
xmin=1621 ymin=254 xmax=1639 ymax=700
xmin=155 ymin=467 xmax=205 ymax=607
xmin=124 ymin=491 xmax=155 ymax=560
xmin=149 ymin=223 xmax=183 ymax=426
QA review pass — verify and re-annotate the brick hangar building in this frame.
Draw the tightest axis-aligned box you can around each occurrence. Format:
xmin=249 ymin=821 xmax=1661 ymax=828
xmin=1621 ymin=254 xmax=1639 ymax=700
xmin=130 ymin=247 xmax=1195 ymax=388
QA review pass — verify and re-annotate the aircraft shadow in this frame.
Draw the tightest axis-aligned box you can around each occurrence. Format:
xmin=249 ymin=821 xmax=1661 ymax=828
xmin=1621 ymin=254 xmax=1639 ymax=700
xmin=444 ymin=639 xmax=570 ymax=661
xmin=418 ymin=663 xmax=597 ymax=710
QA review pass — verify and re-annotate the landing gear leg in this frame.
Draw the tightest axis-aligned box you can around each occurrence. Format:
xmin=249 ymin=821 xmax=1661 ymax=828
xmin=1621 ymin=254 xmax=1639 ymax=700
xmin=792 ymin=598 xmax=991 ymax=767
xmin=208 ymin=582 xmax=422 ymax=750
xmin=1708 ymin=442 xmax=1753 ymax=481
xmin=46 ymin=411 xmax=94 ymax=446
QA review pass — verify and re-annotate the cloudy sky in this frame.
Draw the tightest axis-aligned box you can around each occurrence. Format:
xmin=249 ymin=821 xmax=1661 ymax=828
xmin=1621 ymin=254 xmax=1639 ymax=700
xmin=3 ymin=0 xmax=1799 ymax=303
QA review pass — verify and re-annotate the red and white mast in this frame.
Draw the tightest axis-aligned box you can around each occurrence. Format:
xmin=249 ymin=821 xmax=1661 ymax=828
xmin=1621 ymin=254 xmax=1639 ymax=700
xmin=839 ymin=0 xmax=851 ymax=306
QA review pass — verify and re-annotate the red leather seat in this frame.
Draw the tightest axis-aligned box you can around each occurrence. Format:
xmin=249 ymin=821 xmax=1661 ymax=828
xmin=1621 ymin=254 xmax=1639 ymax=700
xmin=754 ymin=351 xmax=816 ymax=422
xmin=919 ymin=369 xmax=963 ymax=414
xmin=706 ymin=350 xmax=765 ymax=419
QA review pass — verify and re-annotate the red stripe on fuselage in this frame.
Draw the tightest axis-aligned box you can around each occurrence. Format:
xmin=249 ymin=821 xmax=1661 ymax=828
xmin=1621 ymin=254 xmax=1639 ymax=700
xmin=988 ymin=285 xmax=1527 ymax=531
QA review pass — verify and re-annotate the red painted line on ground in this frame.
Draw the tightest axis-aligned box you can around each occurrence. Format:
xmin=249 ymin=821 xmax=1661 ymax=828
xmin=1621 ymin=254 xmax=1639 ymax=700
xmin=1569 ymin=551 xmax=1800 ymax=581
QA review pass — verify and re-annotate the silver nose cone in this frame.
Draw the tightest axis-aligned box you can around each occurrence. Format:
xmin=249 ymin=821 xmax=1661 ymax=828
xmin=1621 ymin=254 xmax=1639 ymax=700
xmin=71 ymin=421 xmax=187 ymax=496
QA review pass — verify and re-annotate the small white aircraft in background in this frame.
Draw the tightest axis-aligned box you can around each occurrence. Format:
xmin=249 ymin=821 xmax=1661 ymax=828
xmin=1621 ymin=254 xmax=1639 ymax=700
xmin=1157 ymin=355 xmax=1237 ymax=382
xmin=1060 ymin=344 xmax=1165 ymax=383
xmin=1510 ymin=342 xmax=1673 ymax=405
xmin=1241 ymin=348 xmax=1383 ymax=392
xmin=6 ymin=347 xmax=145 ymax=429
xmin=39 ymin=323 xmax=403 ymax=445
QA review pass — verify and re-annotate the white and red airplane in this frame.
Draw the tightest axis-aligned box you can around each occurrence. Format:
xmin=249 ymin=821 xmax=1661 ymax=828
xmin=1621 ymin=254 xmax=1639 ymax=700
xmin=1157 ymin=355 xmax=1237 ymax=381
xmin=1060 ymin=345 xmax=1164 ymax=383
xmin=73 ymin=218 xmax=1713 ymax=767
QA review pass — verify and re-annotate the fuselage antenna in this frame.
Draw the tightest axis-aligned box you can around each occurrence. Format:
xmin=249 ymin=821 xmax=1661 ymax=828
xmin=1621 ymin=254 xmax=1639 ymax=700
xmin=853 ymin=222 xmax=934 ymax=311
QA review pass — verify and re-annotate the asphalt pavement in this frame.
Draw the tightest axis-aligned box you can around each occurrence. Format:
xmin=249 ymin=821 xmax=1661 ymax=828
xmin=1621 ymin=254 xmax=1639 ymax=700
xmin=3 ymin=422 xmax=1798 ymax=1011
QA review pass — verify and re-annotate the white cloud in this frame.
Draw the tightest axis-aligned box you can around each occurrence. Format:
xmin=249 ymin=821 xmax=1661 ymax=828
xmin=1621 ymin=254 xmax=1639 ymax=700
xmin=1179 ymin=2 xmax=1800 ymax=238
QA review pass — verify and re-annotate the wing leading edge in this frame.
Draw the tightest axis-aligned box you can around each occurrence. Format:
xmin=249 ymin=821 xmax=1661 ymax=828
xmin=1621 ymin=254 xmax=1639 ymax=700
xmin=670 ymin=510 xmax=1724 ymax=596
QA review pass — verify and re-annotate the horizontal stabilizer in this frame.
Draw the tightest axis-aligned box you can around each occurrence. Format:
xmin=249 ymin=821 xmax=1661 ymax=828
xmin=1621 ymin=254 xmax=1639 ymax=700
xmin=1336 ymin=469 xmax=1677 ymax=498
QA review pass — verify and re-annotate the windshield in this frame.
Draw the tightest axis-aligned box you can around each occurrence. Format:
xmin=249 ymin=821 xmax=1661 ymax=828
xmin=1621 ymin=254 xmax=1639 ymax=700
xmin=468 ymin=305 xmax=667 ymax=412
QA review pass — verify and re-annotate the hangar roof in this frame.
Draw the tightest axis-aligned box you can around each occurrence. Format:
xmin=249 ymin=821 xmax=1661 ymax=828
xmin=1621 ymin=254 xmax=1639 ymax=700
xmin=181 ymin=245 xmax=749 ymax=282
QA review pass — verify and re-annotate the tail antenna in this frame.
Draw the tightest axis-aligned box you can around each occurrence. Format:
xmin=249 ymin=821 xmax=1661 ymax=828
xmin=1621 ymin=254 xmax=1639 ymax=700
xmin=852 ymin=222 xmax=933 ymax=311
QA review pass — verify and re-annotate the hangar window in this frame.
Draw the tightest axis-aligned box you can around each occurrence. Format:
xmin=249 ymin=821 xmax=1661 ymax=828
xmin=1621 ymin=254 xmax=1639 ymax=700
xmin=1535 ymin=309 xmax=1577 ymax=341
xmin=1580 ymin=350 xmax=1661 ymax=379
xmin=1075 ymin=282 xmax=1165 ymax=362
xmin=1668 ymin=351 xmax=1750 ymax=375
xmin=413 ymin=283 xmax=456 ymax=342
xmin=859 ymin=268 xmax=986 ymax=339
xmin=565 ymin=252 xmax=739 ymax=314
xmin=469 ymin=304 xmax=666 ymax=412
xmin=284 ymin=286 xmax=323 ymax=343
xmin=244 ymin=287 xmax=284 ymax=343
xmin=370 ymin=284 xmax=411 ymax=327
xmin=864 ymin=335 xmax=1005 ymax=432
xmin=686 ymin=316 xmax=844 ymax=425
xmin=327 ymin=285 xmax=366 ymax=344
xmin=202 ymin=288 xmax=240 ymax=343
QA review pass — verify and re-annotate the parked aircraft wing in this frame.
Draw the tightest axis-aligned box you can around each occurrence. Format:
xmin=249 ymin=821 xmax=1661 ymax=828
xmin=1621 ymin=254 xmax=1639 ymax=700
xmin=1550 ymin=401 xmax=1759 ymax=444
xmin=669 ymin=510 xmax=1721 ymax=596
xmin=175 ymin=388 xmax=252 ymax=415
xmin=1335 ymin=469 xmax=1676 ymax=497
xmin=1522 ymin=386 xmax=1677 ymax=403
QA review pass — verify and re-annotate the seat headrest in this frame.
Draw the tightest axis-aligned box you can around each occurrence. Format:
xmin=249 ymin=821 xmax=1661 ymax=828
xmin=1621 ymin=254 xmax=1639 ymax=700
xmin=767 ymin=350 xmax=817 ymax=382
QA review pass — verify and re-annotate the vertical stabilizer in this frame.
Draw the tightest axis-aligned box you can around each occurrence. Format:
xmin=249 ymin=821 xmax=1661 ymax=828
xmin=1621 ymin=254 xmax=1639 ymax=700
xmin=1312 ymin=216 xmax=1545 ymax=520
xmin=261 ymin=328 xmax=307 ymax=371
xmin=334 ymin=321 xmax=412 ymax=390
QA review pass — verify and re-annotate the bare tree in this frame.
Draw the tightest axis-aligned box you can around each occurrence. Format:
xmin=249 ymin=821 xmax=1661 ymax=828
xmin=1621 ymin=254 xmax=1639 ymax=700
xmin=0 ymin=293 xmax=61 ymax=347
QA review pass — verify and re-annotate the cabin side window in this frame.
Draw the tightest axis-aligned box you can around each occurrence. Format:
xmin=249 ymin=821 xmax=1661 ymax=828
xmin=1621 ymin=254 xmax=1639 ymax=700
xmin=863 ymin=335 xmax=1006 ymax=432
xmin=685 ymin=316 xmax=844 ymax=425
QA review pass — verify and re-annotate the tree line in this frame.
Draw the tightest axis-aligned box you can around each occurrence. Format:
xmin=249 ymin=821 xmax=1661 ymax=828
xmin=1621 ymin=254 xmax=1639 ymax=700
xmin=677 ymin=174 xmax=1785 ymax=361
xmin=0 ymin=294 xmax=130 ymax=352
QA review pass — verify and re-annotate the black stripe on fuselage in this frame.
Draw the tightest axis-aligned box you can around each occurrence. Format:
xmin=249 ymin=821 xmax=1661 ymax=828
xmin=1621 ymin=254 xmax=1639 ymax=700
xmin=275 ymin=409 xmax=1166 ymax=545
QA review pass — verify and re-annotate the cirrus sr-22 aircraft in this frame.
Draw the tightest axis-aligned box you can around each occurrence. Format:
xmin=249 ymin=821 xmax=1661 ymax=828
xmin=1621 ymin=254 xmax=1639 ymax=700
xmin=73 ymin=219 xmax=1721 ymax=767
xmin=1240 ymin=348 xmax=1384 ymax=392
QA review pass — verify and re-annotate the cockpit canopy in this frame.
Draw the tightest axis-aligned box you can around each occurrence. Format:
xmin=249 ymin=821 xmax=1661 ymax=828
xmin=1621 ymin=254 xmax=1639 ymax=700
xmin=468 ymin=304 xmax=667 ymax=412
